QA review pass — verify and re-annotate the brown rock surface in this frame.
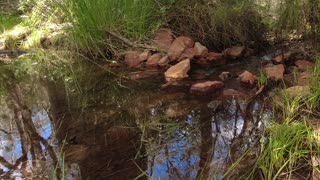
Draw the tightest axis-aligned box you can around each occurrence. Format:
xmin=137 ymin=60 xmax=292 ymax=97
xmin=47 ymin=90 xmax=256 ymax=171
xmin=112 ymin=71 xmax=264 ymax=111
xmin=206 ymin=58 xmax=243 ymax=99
xmin=194 ymin=42 xmax=208 ymax=57
xmin=164 ymin=58 xmax=191 ymax=81
xmin=168 ymin=36 xmax=194 ymax=61
xmin=239 ymin=71 xmax=257 ymax=85
xmin=273 ymin=52 xmax=292 ymax=63
xmin=139 ymin=50 xmax=152 ymax=61
xmin=158 ymin=55 xmax=170 ymax=67
xmin=190 ymin=81 xmax=224 ymax=94
xmin=179 ymin=47 xmax=197 ymax=60
xmin=223 ymin=46 xmax=245 ymax=59
xmin=153 ymin=28 xmax=174 ymax=51
xmin=146 ymin=53 xmax=161 ymax=68
xmin=125 ymin=51 xmax=144 ymax=68
xmin=294 ymin=60 xmax=314 ymax=71
xmin=265 ymin=64 xmax=285 ymax=80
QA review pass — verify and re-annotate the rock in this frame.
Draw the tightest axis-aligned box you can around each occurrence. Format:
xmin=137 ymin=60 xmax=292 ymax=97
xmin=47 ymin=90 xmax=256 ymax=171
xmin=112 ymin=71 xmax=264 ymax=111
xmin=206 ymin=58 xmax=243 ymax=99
xmin=179 ymin=47 xmax=197 ymax=60
xmin=223 ymin=89 xmax=247 ymax=97
xmin=146 ymin=53 xmax=161 ymax=68
xmin=124 ymin=51 xmax=144 ymax=68
xmin=164 ymin=58 xmax=191 ymax=81
xmin=284 ymin=86 xmax=311 ymax=99
xmin=294 ymin=60 xmax=314 ymax=71
xmin=265 ymin=64 xmax=285 ymax=80
xmin=139 ymin=50 xmax=152 ymax=61
xmin=168 ymin=36 xmax=194 ymax=61
xmin=128 ymin=71 xmax=161 ymax=80
xmin=190 ymin=81 xmax=224 ymax=95
xmin=239 ymin=71 xmax=257 ymax=85
xmin=194 ymin=42 xmax=208 ymax=57
xmin=223 ymin=46 xmax=246 ymax=59
xmin=207 ymin=52 xmax=224 ymax=61
xmin=158 ymin=55 xmax=170 ymax=67
xmin=298 ymin=72 xmax=309 ymax=86
xmin=153 ymin=28 xmax=174 ymax=52
xmin=273 ymin=52 xmax=292 ymax=63
xmin=219 ymin=72 xmax=231 ymax=81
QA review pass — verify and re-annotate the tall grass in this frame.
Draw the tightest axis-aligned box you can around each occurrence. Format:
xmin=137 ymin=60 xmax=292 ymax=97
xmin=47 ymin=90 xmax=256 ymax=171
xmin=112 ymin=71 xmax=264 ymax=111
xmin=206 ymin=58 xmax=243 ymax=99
xmin=60 ymin=0 xmax=158 ymax=52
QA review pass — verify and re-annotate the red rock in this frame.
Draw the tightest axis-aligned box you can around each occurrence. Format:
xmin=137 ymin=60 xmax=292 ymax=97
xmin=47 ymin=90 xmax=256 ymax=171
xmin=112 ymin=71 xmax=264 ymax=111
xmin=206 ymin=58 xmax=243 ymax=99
xmin=239 ymin=71 xmax=257 ymax=85
xmin=265 ymin=64 xmax=285 ymax=80
xmin=190 ymin=81 xmax=224 ymax=94
xmin=273 ymin=52 xmax=292 ymax=63
xmin=194 ymin=42 xmax=208 ymax=57
xmin=223 ymin=46 xmax=246 ymax=59
xmin=153 ymin=28 xmax=174 ymax=52
xmin=223 ymin=89 xmax=247 ymax=97
xmin=294 ymin=60 xmax=314 ymax=71
xmin=158 ymin=55 xmax=170 ymax=67
xmin=146 ymin=53 xmax=161 ymax=68
xmin=168 ymin=36 xmax=195 ymax=61
xmin=207 ymin=52 xmax=224 ymax=61
xmin=139 ymin=50 xmax=152 ymax=61
xmin=298 ymin=72 xmax=309 ymax=86
xmin=179 ymin=47 xmax=197 ymax=60
xmin=164 ymin=58 xmax=191 ymax=81
xmin=124 ymin=51 xmax=144 ymax=68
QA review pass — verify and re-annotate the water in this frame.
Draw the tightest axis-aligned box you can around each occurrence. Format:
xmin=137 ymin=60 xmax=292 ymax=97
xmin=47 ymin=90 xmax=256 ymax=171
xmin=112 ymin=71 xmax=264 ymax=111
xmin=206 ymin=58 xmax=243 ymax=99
xmin=0 ymin=56 xmax=273 ymax=179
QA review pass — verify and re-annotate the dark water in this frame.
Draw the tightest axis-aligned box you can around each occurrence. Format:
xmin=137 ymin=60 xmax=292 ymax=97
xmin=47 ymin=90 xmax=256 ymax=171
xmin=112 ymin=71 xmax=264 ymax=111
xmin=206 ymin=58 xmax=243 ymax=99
xmin=0 ymin=56 xmax=273 ymax=179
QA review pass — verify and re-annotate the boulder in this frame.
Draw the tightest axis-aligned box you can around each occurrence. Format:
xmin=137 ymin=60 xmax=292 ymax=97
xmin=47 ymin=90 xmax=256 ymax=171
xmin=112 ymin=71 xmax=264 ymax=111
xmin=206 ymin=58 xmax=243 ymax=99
xmin=167 ymin=36 xmax=194 ymax=61
xmin=153 ymin=28 xmax=174 ymax=52
xmin=239 ymin=71 xmax=257 ymax=85
xmin=273 ymin=52 xmax=292 ymax=63
xmin=164 ymin=58 xmax=191 ymax=81
xmin=124 ymin=51 xmax=144 ymax=68
xmin=265 ymin=64 xmax=285 ymax=80
xmin=194 ymin=42 xmax=208 ymax=57
xmin=179 ymin=47 xmax=197 ymax=60
xmin=223 ymin=46 xmax=246 ymax=59
xmin=158 ymin=55 xmax=170 ymax=67
xmin=146 ymin=53 xmax=161 ymax=68
xmin=223 ymin=89 xmax=247 ymax=97
xmin=190 ymin=81 xmax=224 ymax=95
xmin=294 ymin=60 xmax=314 ymax=71
xmin=139 ymin=50 xmax=152 ymax=61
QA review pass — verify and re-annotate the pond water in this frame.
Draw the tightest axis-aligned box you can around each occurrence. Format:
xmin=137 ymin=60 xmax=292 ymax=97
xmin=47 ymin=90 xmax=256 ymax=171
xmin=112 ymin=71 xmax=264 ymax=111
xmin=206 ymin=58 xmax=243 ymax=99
xmin=0 ymin=55 xmax=274 ymax=179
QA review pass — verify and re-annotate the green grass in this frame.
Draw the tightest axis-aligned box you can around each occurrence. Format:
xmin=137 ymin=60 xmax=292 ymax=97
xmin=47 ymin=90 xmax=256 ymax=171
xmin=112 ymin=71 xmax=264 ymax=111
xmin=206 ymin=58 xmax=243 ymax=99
xmin=0 ymin=14 xmax=22 ymax=33
xmin=59 ymin=0 xmax=159 ymax=52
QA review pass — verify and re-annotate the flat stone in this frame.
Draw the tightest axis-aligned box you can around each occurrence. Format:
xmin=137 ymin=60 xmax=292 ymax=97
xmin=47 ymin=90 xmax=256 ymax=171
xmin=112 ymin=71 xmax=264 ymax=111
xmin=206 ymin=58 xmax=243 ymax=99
xmin=239 ymin=71 xmax=257 ymax=85
xmin=158 ymin=55 xmax=170 ymax=67
xmin=153 ymin=28 xmax=174 ymax=52
xmin=168 ymin=36 xmax=194 ymax=61
xmin=294 ymin=60 xmax=314 ymax=71
xmin=146 ymin=53 xmax=161 ymax=68
xmin=190 ymin=81 xmax=224 ymax=95
xmin=223 ymin=46 xmax=246 ymax=59
xmin=273 ymin=52 xmax=292 ymax=63
xmin=223 ymin=89 xmax=247 ymax=97
xmin=124 ymin=51 xmax=144 ymax=68
xmin=265 ymin=64 xmax=285 ymax=80
xmin=164 ymin=58 xmax=191 ymax=81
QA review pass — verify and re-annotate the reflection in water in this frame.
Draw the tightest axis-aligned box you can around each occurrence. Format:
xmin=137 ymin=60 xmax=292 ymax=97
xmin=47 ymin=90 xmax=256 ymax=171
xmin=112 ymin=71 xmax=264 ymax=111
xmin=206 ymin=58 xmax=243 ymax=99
xmin=0 ymin=77 xmax=272 ymax=179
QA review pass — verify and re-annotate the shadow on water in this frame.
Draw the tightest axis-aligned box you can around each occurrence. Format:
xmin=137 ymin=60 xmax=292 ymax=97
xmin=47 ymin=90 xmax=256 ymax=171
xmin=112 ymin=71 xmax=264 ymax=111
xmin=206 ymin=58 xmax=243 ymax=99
xmin=0 ymin=56 xmax=273 ymax=179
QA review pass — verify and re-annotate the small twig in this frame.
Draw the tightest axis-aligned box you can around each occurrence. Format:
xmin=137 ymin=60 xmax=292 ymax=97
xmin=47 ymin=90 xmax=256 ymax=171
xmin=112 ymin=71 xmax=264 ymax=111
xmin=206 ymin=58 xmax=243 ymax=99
xmin=107 ymin=31 xmax=156 ymax=49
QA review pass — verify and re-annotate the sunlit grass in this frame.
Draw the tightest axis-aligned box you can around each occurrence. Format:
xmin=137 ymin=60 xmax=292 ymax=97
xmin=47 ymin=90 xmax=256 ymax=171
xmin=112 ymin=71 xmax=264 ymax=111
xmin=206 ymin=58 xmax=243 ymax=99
xmin=0 ymin=14 xmax=22 ymax=33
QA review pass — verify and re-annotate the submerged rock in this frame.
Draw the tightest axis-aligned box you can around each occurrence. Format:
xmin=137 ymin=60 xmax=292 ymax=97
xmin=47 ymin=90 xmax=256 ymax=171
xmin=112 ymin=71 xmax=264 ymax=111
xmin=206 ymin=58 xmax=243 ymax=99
xmin=164 ymin=58 xmax=191 ymax=81
xmin=190 ymin=81 xmax=224 ymax=95
xmin=239 ymin=71 xmax=257 ymax=85
xmin=265 ymin=64 xmax=285 ymax=80
xmin=168 ymin=36 xmax=194 ymax=61
xmin=153 ymin=28 xmax=174 ymax=52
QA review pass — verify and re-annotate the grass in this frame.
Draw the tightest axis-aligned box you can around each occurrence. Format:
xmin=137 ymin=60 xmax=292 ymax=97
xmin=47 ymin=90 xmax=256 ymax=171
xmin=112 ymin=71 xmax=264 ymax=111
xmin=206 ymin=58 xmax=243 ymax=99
xmin=0 ymin=14 xmax=22 ymax=33
xmin=59 ymin=0 xmax=159 ymax=53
